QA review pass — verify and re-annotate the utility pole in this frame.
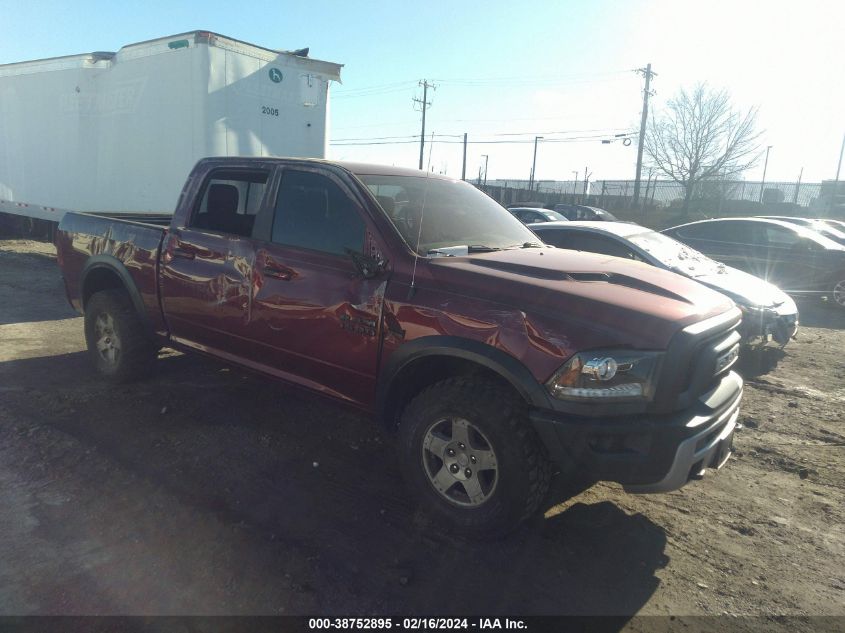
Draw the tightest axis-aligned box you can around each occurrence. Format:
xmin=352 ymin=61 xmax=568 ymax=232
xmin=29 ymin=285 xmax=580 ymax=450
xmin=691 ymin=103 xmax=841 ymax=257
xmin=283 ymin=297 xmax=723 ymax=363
xmin=413 ymin=80 xmax=435 ymax=170
xmin=632 ymin=63 xmax=656 ymax=208
xmin=528 ymin=136 xmax=543 ymax=191
xmin=793 ymin=167 xmax=803 ymax=204
xmin=829 ymin=133 xmax=845 ymax=215
xmin=759 ymin=145 xmax=772 ymax=202
xmin=461 ymin=133 xmax=468 ymax=181
xmin=482 ymin=154 xmax=489 ymax=186
xmin=583 ymin=166 xmax=591 ymax=197
xmin=572 ymin=171 xmax=578 ymax=196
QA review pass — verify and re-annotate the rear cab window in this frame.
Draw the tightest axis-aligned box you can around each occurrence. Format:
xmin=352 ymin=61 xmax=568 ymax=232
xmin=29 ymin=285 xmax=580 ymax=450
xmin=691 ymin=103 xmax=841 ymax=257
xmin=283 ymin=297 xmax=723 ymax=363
xmin=191 ymin=169 xmax=269 ymax=238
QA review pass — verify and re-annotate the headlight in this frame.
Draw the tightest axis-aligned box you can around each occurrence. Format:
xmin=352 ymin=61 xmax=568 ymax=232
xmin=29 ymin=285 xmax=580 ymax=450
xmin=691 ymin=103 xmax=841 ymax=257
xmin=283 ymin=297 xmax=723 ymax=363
xmin=545 ymin=349 xmax=662 ymax=402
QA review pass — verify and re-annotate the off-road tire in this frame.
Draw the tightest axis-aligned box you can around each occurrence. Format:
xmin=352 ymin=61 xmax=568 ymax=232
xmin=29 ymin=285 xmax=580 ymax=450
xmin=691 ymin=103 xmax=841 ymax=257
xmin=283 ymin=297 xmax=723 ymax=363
xmin=397 ymin=376 xmax=551 ymax=537
xmin=84 ymin=289 xmax=156 ymax=382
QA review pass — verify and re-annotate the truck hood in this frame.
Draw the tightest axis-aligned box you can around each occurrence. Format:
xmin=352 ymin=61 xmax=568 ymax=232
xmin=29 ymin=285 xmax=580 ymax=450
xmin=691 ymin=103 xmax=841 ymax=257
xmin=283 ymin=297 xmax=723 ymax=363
xmin=426 ymin=248 xmax=736 ymax=350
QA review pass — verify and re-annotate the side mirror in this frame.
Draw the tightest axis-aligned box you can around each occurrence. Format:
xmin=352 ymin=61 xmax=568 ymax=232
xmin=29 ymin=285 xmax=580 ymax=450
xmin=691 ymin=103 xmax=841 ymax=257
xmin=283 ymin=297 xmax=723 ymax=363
xmin=347 ymin=249 xmax=388 ymax=279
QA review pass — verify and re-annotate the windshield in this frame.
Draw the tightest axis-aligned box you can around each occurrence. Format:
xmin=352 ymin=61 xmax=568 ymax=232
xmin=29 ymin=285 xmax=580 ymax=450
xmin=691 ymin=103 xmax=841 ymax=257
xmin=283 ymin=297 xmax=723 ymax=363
xmin=627 ymin=230 xmax=722 ymax=275
xmin=540 ymin=210 xmax=567 ymax=221
xmin=358 ymin=174 xmax=541 ymax=255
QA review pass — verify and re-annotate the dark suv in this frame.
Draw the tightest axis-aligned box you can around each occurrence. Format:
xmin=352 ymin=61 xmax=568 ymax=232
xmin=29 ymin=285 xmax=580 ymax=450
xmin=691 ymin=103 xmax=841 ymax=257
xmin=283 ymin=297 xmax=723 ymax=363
xmin=663 ymin=217 xmax=845 ymax=309
xmin=552 ymin=204 xmax=619 ymax=222
xmin=508 ymin=207 xmax=568 ymax=224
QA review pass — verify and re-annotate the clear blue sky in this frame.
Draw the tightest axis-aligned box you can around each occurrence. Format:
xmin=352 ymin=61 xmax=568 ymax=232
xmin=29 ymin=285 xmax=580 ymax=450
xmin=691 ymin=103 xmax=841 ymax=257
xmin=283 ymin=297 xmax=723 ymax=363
xmin=2 ymin=0 xmax=843 ymax=183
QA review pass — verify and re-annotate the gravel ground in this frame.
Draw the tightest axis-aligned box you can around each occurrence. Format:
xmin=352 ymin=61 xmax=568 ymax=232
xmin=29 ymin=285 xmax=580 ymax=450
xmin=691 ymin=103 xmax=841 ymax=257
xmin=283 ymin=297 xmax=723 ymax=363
xmin=0 ymin=238 xmax=843 ymax=627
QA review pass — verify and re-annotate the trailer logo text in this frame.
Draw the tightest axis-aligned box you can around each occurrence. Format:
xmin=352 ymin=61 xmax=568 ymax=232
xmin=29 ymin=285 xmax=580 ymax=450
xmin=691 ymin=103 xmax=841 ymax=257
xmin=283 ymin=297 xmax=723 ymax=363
xmin=60 ymin=78 xmax=146 ymax=116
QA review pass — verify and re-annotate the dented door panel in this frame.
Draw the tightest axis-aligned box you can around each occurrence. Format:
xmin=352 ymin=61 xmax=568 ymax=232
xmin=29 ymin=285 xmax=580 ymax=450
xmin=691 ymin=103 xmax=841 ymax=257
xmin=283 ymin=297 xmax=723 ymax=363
xmin=159 ymin=228 xmax=255 ymax=355
xmin=247 ymin=243 xmax=385 ymax=407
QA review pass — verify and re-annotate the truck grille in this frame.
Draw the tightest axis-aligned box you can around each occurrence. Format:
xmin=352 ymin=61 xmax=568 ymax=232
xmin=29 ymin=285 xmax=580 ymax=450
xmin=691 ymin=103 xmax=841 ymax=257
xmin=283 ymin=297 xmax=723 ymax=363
xmin=654 ymin=308 xmax=743 ymax=412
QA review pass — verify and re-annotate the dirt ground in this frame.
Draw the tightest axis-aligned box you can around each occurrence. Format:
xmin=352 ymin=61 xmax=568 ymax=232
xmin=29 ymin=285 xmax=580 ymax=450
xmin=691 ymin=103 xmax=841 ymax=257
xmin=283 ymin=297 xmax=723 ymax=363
xmin=0 ymin=238 xmax=843 ymax=626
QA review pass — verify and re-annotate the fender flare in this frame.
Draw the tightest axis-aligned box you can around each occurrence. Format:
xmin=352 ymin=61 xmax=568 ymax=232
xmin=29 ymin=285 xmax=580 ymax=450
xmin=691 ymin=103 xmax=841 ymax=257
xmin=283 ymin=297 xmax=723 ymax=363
xmin=376 ymin=335 xmax=553 ymax=425
xmin=80 ymin=255 xmax=153 ymax=332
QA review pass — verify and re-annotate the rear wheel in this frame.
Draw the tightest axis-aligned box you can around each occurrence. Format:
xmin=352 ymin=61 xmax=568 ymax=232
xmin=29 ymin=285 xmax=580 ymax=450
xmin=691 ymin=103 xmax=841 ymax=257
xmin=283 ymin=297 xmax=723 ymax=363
xmin=832 ymin=276 xmax=845 ymax=309
xmin=84 ymin=289 xmax=156 ymax=381
xmin=397 ymin=376 xmax=551 ymax=537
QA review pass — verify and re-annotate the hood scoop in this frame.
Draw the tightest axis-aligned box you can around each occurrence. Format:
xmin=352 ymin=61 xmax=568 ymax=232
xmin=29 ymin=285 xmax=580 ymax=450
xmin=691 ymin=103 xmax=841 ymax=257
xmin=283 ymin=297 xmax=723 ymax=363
xmin=470 ymin=259 xmax=569 ymax=280
xmin=567 ymin=272 xmax=611 ymax=282
xmin=468 ymin=259 xmax=692 ymax=304
xmin=582 ymin=272 xmax=692 ymax=303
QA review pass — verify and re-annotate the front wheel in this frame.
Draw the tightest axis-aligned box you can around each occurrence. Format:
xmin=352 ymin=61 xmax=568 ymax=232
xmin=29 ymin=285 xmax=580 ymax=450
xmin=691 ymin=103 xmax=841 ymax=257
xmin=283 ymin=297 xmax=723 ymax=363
xmin=84 ymin=289 xmax=156 ymax=382
xmin=397 ymin=376 xmax=551 ymax=537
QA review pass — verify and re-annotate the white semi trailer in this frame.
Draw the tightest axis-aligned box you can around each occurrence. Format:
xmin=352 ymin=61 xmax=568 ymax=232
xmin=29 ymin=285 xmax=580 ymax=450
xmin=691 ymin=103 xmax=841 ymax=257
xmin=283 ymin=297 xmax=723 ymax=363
xmin=0 ymin=31 xmax=342 ymax=236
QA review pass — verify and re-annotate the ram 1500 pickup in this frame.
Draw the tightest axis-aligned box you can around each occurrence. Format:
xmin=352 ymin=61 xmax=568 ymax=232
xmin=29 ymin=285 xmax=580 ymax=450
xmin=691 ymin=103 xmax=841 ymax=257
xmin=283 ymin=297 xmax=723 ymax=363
xmin=56 ymin=157 xmax=744 ymax=535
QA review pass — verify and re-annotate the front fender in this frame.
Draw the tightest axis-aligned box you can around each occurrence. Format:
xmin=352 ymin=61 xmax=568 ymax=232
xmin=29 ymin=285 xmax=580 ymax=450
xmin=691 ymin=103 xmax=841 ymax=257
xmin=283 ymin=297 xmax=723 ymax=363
xmin=376 ymin=335 xmax=554 ymax=425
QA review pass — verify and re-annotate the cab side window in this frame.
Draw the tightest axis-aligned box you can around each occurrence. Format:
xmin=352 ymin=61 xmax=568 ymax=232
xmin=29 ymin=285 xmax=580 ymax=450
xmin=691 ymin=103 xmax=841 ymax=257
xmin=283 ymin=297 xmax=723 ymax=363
xmin=191 ymin=170 xmax=269 ymax=238
xmin=272 ymin=170 xmax=365 ymax=256
xmin=759 ymin=225 xmax=800 ymax=248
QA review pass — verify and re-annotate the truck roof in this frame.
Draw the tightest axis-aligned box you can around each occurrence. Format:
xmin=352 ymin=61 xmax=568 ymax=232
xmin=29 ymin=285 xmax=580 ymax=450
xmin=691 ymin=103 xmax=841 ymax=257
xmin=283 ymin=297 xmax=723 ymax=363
xmin=198 ymin=156 xmax=458 ymax=181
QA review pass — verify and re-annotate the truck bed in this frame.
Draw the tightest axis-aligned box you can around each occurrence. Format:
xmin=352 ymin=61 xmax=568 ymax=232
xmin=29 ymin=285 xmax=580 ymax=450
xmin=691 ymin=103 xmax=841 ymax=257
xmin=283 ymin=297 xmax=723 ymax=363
xmin=56 ymin=211 xmax=168 ymax=334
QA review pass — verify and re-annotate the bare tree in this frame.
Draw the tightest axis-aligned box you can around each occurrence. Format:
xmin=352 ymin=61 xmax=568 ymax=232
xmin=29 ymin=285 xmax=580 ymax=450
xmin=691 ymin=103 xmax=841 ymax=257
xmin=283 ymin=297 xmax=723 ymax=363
xmin=645 ymin=84 xmax=762 ymax=214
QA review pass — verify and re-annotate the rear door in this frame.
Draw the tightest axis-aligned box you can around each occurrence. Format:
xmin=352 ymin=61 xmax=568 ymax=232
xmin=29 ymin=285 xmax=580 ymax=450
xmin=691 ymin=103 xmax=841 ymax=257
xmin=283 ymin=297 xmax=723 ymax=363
xmin=748 ymin=223 xmax=821 ymax=291
xmin=160 ymin=166 xmax=272 ymax=356
xmin=246 ymin=165 xmax=388 ymax=407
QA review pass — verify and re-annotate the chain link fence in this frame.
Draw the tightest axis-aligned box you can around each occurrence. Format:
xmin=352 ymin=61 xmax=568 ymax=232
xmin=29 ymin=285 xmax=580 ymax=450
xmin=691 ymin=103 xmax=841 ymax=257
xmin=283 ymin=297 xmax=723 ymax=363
xmin=478 ymin=178 xmax=841 ymax=218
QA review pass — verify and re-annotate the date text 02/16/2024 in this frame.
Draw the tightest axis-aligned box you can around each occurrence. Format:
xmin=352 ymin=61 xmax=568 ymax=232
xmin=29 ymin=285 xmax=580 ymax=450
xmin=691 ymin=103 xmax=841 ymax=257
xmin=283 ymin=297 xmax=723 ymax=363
xmin=308 ymin=619 xmax=527 ymax=630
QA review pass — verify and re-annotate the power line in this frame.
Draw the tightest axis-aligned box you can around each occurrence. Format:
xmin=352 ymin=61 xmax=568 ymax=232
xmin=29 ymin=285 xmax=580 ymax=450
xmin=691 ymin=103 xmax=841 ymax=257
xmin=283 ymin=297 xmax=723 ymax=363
xmin=431 ymin=69 xmax=632 ymax=84
xmin=331 ymin=128 xmax=635 ymax=143
xmin=333 ymin=84 xmax=419 ymax=100
xmin=330 ymin=132 xmax=637 ymax=147
xmin=332 ymin=80 xmax=417 ymax=94
xmin=331 ymin=70 xmax=637 ymax=101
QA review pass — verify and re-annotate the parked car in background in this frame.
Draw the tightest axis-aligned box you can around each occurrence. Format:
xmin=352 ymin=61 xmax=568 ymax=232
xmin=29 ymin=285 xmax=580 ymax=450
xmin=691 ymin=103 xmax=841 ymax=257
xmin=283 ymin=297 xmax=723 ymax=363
xmin=552 ymin=204 xmax=619 ymax=222
xmin=663 ymin=217 xmax=845 ymax=309
xmin=757 ymin=216 xmax=845 ymax=246
xmin=820 ymin=219 xmax=845 ymax=232
xmin=530 ymin=221 xmax=799 ymax=346
xmin=507 ymin=207 xmax=568 ymax=224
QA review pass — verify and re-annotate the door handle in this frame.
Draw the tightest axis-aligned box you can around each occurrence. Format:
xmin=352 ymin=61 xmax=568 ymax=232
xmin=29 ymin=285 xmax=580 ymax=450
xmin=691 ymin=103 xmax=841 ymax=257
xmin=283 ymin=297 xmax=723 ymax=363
xmin=263 ymin=266 xmax=294 ymax=281
xmin=172 ymin=246 xmax=196 ymax=260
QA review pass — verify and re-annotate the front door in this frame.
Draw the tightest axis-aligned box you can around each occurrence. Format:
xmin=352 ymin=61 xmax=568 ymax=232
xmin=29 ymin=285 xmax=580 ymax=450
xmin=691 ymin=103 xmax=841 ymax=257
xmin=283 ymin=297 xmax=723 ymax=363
xmin=247 ymin=166 xmax=387 ymax=407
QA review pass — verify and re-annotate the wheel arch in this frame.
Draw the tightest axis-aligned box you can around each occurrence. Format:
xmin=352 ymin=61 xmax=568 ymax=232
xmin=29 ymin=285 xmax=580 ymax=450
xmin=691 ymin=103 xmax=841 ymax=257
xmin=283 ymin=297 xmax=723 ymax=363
xmin=376 ymin=336 xmax=552 ymax=430
xmin=81 ymin=255 xmax=152 ymax=331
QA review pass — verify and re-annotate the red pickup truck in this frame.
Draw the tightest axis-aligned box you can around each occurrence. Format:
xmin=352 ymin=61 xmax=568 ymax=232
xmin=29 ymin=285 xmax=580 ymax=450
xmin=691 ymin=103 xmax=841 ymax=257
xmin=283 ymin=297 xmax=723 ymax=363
xmin=56 ymin=157 xmax=744 ymax=535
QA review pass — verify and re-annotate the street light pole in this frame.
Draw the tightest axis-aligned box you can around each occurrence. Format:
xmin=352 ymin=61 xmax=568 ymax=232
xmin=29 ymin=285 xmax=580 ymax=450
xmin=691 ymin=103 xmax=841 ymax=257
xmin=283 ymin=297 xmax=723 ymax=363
xmin=529 ymin=136 xmax=543 ymax=191
xmin=482 ymin=154 xmax=489 ymax=186
xmin=759 ymin=145 xmax=772 ymax=203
